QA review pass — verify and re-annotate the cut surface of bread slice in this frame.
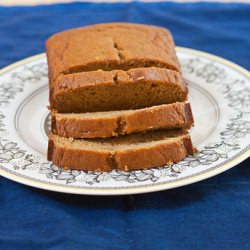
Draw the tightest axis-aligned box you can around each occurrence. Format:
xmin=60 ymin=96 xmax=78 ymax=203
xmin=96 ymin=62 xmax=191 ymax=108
xmin=52 ymin=102 xmax=194 ymax=138
xmin=48 ymin=130 xmax=196 ymax=172
xmin=50 ymin=67 xmax=187 ymax=113
xmin=46 ymin=23 xmax=180 ymax=83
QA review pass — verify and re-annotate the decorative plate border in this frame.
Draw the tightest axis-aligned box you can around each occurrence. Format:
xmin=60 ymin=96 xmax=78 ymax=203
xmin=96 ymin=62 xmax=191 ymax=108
xmin=0 ymin=47 xmax=249 ymax=195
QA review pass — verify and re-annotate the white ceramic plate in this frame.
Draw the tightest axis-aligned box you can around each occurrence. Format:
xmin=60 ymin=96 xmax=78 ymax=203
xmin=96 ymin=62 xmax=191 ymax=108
xmin=0 ymin=47 xmax=249 ymax=195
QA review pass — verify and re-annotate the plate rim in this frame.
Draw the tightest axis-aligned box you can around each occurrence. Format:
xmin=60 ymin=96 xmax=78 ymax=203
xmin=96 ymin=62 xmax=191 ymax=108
xmin=0 ymin=47 xmax=249 ymax=195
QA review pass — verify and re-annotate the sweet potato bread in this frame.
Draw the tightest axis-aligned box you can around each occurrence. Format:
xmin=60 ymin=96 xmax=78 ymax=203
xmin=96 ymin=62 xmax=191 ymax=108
xmin=46 ymin=23 xmax=196 ymax=172
xmin=52 ymin=102 xmax=194 ymax=138
xmin=50 ymin=67 xmax=187 ymax=113
xmin=48 ymin=130 xmax=196 ymax=171
xmin=46 ymin=23 xmax=180 ymax=83
xmin=47 ymin=23 xmax=185 ymax=113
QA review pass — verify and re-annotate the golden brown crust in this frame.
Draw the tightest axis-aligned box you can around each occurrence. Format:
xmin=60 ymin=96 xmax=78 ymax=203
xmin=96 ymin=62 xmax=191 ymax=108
xmin=47 ymin=139 xmax=54 ymax=162
xmin=50 ymin=67 xmax=187 ymax=113
xmin=46 ymin=23 xmax=180 ymax=83
xmin=52 ymin=103 xmax=194 ymax=138
xmin=48 ymin=139 xmax=112 ymax=171
xmin=47 ymin=132 xmax=196 ymax=171
xmin=115 ymin=139 xmax=196 ymax=171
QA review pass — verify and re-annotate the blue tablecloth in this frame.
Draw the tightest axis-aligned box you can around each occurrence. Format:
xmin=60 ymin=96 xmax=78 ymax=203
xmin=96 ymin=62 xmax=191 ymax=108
xmin=0 ymin=2 xmax=249 ymax=249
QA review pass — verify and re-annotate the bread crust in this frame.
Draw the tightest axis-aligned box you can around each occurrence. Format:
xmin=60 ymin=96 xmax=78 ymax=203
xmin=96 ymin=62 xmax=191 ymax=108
xmin=52 ymin=102 xmax=194 ymax=138
xmin=46 ymin=23 xmax=180 ymax=83
xmin=48 ymin=133 xmax=196 ymax=171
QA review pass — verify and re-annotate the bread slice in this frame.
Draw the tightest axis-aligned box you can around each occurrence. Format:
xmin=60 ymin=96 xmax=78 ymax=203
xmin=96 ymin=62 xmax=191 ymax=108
xmin=46 ymin=23 xmax=180 ymax=83
xmin=52 ymin=102 xmax=194 ymax=139
xmin=50 ymin=67 xmax=187 ymax=113
xmin=48 ymin=130 xmax=196 ymax=171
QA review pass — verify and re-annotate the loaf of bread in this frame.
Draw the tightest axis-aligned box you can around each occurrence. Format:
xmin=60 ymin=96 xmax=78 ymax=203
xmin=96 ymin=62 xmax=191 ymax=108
xmin=46 ymin=23 xmax=196 ymax=172
xmin=48 ymin=130 xmax=196 ymax=171
xmin=51 ymin=102 xmax=194 ymax=138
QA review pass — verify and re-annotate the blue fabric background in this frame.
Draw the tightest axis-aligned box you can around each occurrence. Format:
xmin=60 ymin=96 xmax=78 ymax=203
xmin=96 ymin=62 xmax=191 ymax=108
xmin=0 ymin=2 xmax=249 ymax=250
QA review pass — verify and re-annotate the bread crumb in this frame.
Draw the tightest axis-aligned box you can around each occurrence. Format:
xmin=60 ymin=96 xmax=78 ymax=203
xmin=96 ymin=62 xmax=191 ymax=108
xmin=136 ymin=76 xmax=145 ymax=80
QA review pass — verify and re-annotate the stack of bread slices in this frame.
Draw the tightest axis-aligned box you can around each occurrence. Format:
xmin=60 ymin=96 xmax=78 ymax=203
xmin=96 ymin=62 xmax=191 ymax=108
xmin=47 ymin=23 xmax=196 ymax=172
